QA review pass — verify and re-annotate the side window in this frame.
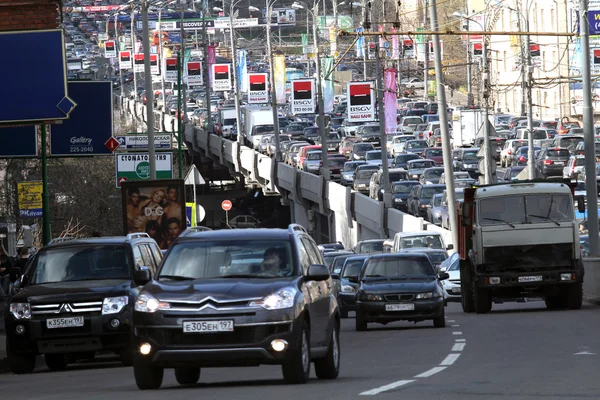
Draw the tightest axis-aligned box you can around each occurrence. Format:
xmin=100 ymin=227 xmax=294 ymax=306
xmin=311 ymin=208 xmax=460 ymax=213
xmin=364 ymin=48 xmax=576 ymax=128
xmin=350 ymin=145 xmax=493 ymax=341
xmin=303 ymin=236 xmax=324 ymax=266
xmin=297 ymin=238 xmax=311 ymax=275
xmin=132 ymin=246 xmax=144 ymax=269
xmin=149 ymin=243 xmax=163 ymax=267
xmin=138 ymin=245 xmax=156 ymax=274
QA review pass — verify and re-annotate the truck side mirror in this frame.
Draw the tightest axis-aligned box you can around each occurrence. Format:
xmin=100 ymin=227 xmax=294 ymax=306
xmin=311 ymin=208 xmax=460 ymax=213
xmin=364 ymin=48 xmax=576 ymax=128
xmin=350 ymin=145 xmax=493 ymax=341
xmin=577 ymin=197 xmax=586 ymax=213
xmin=461 ymin=202 xmax=472 ymax=226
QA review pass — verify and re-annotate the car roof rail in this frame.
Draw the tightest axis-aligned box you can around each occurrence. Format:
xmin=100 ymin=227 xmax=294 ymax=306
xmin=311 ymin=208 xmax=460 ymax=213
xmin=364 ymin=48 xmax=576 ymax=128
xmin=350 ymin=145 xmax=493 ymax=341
xmin=47 ymin=237 xmax=76 ymax=245
xmin=180 ymin=226 xmax=213 ymax=236
xmin=126 ymin=232 xmax=151 ymax=240
xmin=288 ymin=224 xmax=307 ymax=234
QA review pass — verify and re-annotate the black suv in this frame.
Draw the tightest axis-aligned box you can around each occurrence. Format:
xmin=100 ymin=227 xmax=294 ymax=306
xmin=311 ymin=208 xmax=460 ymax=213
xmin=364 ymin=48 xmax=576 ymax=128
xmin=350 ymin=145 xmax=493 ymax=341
xmin=131 ymin=224 xmax=341 ymax=390
xmin=5 ymin=233 xmax=162 ymax=374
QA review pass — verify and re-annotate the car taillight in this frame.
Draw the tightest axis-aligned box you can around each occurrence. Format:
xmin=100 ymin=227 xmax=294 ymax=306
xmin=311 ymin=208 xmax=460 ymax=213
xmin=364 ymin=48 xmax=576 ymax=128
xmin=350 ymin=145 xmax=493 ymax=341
xmin=507 ymin=149 xmax=512 ymax=154
xmin=544 ymin=159 xmax=554 ymax=165
xmin=519 ymin=156 xmax=527 ymax=162
xmin=436 ymin=137 xmax=441 ymax=142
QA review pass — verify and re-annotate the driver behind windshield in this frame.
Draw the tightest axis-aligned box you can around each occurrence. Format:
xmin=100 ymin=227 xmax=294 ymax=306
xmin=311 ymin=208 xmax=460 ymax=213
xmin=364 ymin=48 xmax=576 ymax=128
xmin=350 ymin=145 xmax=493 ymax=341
xmin=259 ymin=248 xmax=288 ymax=277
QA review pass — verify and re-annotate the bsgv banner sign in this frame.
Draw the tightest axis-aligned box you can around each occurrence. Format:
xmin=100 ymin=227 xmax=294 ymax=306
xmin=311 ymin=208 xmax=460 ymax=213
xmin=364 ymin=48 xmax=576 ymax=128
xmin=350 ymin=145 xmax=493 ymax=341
xmin=212 ymin=64 xmax=231 ymax=91
xmin=119 ymin=51 xmax=132 ymax=69
xmin=347 ymin=81 xmax=375 ymax=122
xmin=150 ymin=54 xmax=160 ymax=75
xmin=165 ymin=57 xmax=178 ymax=82
xmin=248 ymin=73 xmax=268 ymax=103
xmin=187 ymin=61 xmax=203 ymax=86
xmin=291 ymin=79 xmax=315 ymax=114
xmin=104 ymin=40 xmax=117 ymax=58
xmin=133 ymin=53 xmax=144 ymax=73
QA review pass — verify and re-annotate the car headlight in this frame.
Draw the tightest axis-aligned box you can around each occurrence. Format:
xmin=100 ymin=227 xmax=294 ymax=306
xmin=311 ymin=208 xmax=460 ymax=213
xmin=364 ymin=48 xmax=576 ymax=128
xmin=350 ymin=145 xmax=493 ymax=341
xmin=411 ymin=174 xmax=419 ymax=178
xmin=359 ymin=293 xmax=384 ymax=301
xmin=102 ymin=296 xmax=129 ymax=315
xmin=342 ymin=285 xmax=357 ymax=293
xmin=426 ymin=181 xmax=433 ymax=184
xmin=10 ymin=303 xmax=31 ymax=320
xmin=250 ymin=287 xmax=297 ymax=310
xmin=394 ymin=198 xmax=402 ymax=202
xmin=416 ymin=291 xmax=443 ymax=298
xmin=135 ymin=293 xmax=170 ymax=313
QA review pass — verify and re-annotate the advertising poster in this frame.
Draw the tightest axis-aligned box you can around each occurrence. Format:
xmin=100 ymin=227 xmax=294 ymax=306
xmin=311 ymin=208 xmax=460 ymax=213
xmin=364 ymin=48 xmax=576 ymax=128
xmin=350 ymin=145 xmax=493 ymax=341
xmin=273 ymin=54 xmax=286 ymax=103
xmin=187 ymin=61 xmax=203 ymax=86
xmin=347 ymin=81 xmax=375 ymax=122
xmin=133 ymin=53 xmax=145 ymax=73
xmin=213 ymin=63 xmax=231 ymax=91
xmin=104 ymin=40 xmax=117 ymax=58
xmin=17 ymin=181 xmax=43 ymax=218
xmin=248 ymin=73 xmax=268 ymax=103
xmin=291 ymin=79 xmax=315 ymax=114
xmin=150 ymin=54 xmax=160 ymax=75
xmin=121 ymin=179 xmax=186 ymax=250
xmin=165 ymin=57 xmax=178 ymax=82
xmin=119 ymin=51 xmax=132 ymax=69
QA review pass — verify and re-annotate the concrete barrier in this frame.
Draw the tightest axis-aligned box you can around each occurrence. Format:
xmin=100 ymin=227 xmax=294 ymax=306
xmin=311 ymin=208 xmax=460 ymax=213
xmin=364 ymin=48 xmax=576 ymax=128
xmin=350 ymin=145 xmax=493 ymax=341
xmin=583 ymin=258 xmax=600 ymax=304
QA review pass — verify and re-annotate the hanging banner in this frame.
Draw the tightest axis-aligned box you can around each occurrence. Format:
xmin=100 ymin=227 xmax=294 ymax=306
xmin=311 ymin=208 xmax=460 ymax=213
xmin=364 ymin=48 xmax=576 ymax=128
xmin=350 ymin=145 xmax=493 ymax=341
xmin=273 ymin=54 xmax=286 ymax=103
xmin=392 ymin=28 xmax=399 ymax=60
xmin=429 ymin=41 xmax=443 ymax=59
xmin=415 ymin=28 xmax=426 ymax=62
xmin=291 ymin=79 xmax=315 ymax=114
xmin=149 ymin=54 xmax=160 ymax=75
xmin=133 ymin=53 xmax=144 ymax=73
xmin=329 ymin=26 xmax=337 ymax=56
xmin=384 ymin=68 xmax=398 ymax=133
xmin=356 ymin=27 xmax=364 ymax=58
xmin=165 ymin=57 xmax=178 ymax=82
xmin=248 ymin=73 xmax=268 ymax=103
xmin=237 ymin=49 xmax=248 ymax=92
xmin=104 ymin=40 xmax=117 ymax=58
xmin=207 ymin=45 xmax=216 ymax=84
xmin=119 ymin=51 xmax=132 ymax=69
xmin=302 ymin=33 xmax=309 ymax=54
xmin=212 ymin=64 xmax=231 ymax=91
xmin=322 ymin=57 xmax=334 ymax=113
xmin=347 ymin=81 xmax=375 ymax=122
xmin=187 ymin=61 xmax=203 ymax=86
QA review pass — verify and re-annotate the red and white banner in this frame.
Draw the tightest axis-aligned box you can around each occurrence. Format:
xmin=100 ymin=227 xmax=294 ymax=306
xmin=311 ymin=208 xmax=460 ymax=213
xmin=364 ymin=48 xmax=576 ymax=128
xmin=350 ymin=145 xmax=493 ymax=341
xmin=347 ymin=81 xmax=375 ymax=122
xmin=71 ymin=5 xmax=123 ymax=12
xmin=187 ymin=61 xmax=203 ymax=86
xmin=384 ymin=69 xmax=397 ymax=133
xmin=165 ymin=57 xmax=178 ymax=82
xmin=104 ymin=40 xmax=117 ymax=58
xmin=248 ymin=73 xmax=268 ymax=104
xmin=291 ymin=79 xmax=315 ymax=114
xmin=119 ymin=51 xmax=132 ymax=70
xmin=212 ymin=64 xmax=231 ymax=91
xmin=133 ymin=53 xmax=144 ymax=73
xmin=149 ymin=54 xmax=160 ymax=75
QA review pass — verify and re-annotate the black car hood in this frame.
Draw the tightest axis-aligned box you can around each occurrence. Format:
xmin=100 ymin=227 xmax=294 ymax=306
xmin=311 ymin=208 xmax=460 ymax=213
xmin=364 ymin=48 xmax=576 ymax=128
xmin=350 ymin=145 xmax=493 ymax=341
xmin=393 ymin=193 xmax=410 ymax=200
xmin=15 ymin=279 xmax=133 ymax=304
xmin=147 ymin=277 xmax=298 ymax=301
xmin=362 ymin=278 xmax=437 ymax=293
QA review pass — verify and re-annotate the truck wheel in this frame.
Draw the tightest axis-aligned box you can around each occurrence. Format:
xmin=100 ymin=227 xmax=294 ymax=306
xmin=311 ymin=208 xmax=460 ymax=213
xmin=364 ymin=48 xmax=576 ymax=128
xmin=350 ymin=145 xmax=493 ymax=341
xmin=340 ymin=307 xmax=349 ymax=319
xmin=355 ymin=312 xmax=368 ymax=331
xmin=45 ymin=353 xmax=68 ymax=371
xmin=567 ymin=283 xmax=583 ymax=310
xmin=544 ymin=295 xmax=563 ymax=310
xmin=134 ymin=360 xmax=164 ymax=390
xmin=7 ymin=350 xmax=36 ymax=374
xmin=474 ymin=286 xmax=492 ymax=314
xmin=460 ymin=261 xmax=475 ymax=313
xmin=433 ymin=306 xmax=446 ymax=328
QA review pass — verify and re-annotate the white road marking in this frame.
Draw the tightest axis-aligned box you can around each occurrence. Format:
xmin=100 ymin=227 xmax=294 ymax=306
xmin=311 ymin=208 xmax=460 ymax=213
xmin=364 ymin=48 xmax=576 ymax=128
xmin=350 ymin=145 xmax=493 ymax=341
xmin=440 ymin=353 xmax=461 ymax=366
xmin=574 ymin=351 xmax=596 ymax=355
xmin=452 ymin=331 xmax=463 ymax=335
xmin=360 ymin=380 xmax=416 ymax=395
xmin=447 ymin=320 xmax=455 ymax=323
xmin=455 ymin=338 xmax=466 ymax=342
xmin=451 ymin=324 xmax=460 ymax=327
xmin=452 ymin=343 xmax=466 ymax=352
xmin=414 ymin=366 xmax=447 ymax=378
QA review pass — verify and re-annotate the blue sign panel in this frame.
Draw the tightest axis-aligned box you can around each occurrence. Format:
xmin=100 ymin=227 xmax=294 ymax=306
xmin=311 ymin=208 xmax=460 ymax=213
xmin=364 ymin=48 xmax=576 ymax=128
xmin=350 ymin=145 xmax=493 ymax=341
xmin=0 ymin=29 xmax=76 ymax=124
xmin=589 ymin=10 xmax=600 ymax=35
xmin=50 ymin=81 xmax=113 ymax=156
xmin=186 ymin=204 xmax=192 ymax=227
xmin=0 ymin=126 xmax=37 ymax=157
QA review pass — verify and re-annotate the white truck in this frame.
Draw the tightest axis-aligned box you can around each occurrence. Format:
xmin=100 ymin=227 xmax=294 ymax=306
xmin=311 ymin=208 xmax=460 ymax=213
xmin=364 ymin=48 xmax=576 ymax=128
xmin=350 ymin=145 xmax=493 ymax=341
xmin=452 ymin=108 xmax=496 ymax=147
xmin=242 ymin=105 xmax=275 ymax=149
xmin=219 ymin=108 xmax=238 ymax=139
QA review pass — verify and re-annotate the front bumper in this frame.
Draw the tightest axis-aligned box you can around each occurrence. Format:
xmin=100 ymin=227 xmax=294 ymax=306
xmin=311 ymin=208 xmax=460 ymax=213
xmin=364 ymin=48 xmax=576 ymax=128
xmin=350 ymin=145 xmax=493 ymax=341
xmin=442 ymin=281 xmax=461 ymax=300
xmin=542 ymin=165 xmax=564 ymax=176
xmin=338 ymin=293 xmax=357 ymax=311
xmin=357 ymin=298 xmax=444 ymax=322
xmin=475 ymin=269 xmax=583 ymax=289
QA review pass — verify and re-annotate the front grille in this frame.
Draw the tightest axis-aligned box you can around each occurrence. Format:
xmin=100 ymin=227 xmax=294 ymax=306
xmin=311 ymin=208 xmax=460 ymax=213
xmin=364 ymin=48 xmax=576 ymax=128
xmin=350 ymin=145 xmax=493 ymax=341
xmin=40 ymin=323 xmax=92 ymax=337
xmin=141 ymin=324 xmax=292 ymax=347
xmin=483 ymin=243 xmax=572 ymax=273
xmin=384 ymin=294 xmax=415 ymax=302
xmin=31 ymin=301 xmax=103 ymax=315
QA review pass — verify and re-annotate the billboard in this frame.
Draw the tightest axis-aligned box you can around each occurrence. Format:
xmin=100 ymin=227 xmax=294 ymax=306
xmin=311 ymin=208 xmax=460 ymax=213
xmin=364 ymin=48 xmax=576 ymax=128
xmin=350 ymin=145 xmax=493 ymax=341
xmin=187 ymin=61 xmax=203 ymax=86
xmin=248 ymin=73 xmax=268 ymax=103
xmin=120 ymin=179 xmax=185 ymax=250
xmin=347 ymin=81 xmax=375 ymax=122
xmin=212 ymin=63 xmax=231 ymax=91
xmin=0 ymin=126 xmax=37 ymax=157
xmin=119 ymin=51 xmax=132 ymax=69
xmin=104 ymin=40 xmax=117 ymax=58
xmin=134 ymin=53 xmax=144 ymax=73
xmin=165 ymin=57 xmax=178 ymax=82
xmin=291 ymin=79 xmax=315 ymax=114
xmin=150 ymin=54 xmax=160 ymax=75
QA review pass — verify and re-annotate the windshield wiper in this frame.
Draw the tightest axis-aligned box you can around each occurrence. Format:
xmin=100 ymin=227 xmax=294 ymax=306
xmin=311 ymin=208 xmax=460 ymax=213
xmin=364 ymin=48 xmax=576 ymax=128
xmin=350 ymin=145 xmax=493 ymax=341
xmin=158 ymin=275 xmax=195 ymax=281
xmin=526 ymin=214 xmax=560 ymax=226
xmin=482 ymin=217 xmax=515 ymax=228
xmin=220 ymin=274 xmax=272 ymax=279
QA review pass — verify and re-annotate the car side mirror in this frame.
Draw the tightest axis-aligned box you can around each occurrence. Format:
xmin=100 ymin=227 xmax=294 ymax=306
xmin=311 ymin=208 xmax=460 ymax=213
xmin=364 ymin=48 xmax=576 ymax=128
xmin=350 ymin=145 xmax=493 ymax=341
xmin=439 ymin=272 xmax=450 ymax=280
xmin=331 ymin=273 xmax=340 ymax=280
xmin=578 ymin=197 xmax=586 ymax=213
xmin=348 ymin=275 xmax=359 ymax=283
xmin=306 ymin=264 xmax=330 ymax=281
xmin=446 ymin=244 xmax=454 ymax=250
xmin=134 ymin=266 xmax=152 ymax=285
xmin=461 ymin=202 xmax=472 ymax=226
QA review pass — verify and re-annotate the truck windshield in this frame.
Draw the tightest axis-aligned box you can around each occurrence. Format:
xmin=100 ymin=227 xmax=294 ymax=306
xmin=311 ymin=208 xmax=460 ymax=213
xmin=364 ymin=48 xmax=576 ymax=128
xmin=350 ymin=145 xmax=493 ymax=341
xmin=479 ymin=194 xmax=573 ymax=226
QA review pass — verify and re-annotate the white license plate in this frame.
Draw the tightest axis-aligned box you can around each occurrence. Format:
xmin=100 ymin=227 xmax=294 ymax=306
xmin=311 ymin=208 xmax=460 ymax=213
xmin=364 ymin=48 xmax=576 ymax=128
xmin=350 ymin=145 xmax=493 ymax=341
xmin=452 ymin=287 xmax=462 ymax=293
xmin=183 ymin=320 xmax=234 ymax=333
xmin=385 ymin=303 xmax=415 ymax=311
xmin=554 ymin=162 xmax=563 ymax=165
xmin=518 ymin=275 xmax=543 ymax=283
xmin=46 ymin=316 xmax=84 ymax=329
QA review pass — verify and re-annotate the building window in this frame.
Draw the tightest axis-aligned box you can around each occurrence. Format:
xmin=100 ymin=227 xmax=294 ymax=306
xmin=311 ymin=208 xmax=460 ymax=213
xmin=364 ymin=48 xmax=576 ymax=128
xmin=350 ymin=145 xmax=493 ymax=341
xmin=551 ymin=8 xmax=555 ymax=30
xmin=503 ymin=51 xmax=507 ymax=71
xmin=540 ymin=9 xmax=545 ymax=31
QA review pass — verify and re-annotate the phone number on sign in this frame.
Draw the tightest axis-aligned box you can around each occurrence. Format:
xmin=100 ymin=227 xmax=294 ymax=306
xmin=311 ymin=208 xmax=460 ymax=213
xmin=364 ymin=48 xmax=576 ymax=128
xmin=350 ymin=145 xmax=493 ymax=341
xmin=69 ymin=146 xmax=95 ymax=153
xmin=294 ymin=107 xmax=314 ymax=113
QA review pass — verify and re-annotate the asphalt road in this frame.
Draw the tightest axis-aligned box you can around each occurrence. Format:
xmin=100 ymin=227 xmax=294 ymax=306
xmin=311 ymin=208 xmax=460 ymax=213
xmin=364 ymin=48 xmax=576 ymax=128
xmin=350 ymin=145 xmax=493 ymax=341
xmin=2 ymin=301 xmax=599 ymax=399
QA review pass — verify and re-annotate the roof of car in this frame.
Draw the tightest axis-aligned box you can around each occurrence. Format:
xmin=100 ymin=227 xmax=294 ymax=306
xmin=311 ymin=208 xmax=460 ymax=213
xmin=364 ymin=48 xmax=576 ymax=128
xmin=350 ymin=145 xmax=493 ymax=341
xmin=366 ymin=253 xmax=432 ymax=260
xmin=176 ymin=228 xmax=292 ymax=241
xmin=474 ymin=181 xmax=573 ymax=199
xmin=407 ymin=159 xmax=435 ymax=165
xmin=46 ymin=235 xmax=154 ymax=248
xmin=396 ymin=231 xmax=443 ymax=238
xmin=400 ymin=248 xmax=447 ymax=254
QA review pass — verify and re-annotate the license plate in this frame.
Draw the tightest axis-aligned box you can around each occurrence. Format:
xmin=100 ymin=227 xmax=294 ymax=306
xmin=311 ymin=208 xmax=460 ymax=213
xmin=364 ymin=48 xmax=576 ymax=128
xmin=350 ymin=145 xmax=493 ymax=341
xmin=385 ymin=303 xmax=415 ymax=311
xmin=518 ymin=275 xmax=543 ymax=283
xmin=46 ymin=316 xmax=84 ymax=329
xmin=452 ymin=287 xmax=462 ymax=293
xmin=183 ymin=320 xmax=234 ymax=333
xmin=555 ymin=162 xmax=563 ymax=165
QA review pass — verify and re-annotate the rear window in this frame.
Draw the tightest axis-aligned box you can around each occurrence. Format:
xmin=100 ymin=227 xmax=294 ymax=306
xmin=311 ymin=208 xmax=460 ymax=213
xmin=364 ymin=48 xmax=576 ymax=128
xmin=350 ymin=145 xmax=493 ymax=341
xmin=547 ymin=149 xmax=569 ymax=157
xmin=421 ymin=186 xmax=445 ymax=198
xmin=393 ymin=183 xmax=419 ymax=193
xmin=410 ymin=161 xmax=434 ymax=169
xmin=425 ymin=148 xmax=443 ymax=156
xmin=389 ymin=172 xmax=408 ymax=182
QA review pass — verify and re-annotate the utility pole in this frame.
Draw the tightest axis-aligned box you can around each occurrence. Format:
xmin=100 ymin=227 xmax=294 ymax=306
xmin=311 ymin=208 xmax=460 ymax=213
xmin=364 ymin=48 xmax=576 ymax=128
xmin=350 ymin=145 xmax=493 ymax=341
xmin=131 ymin=10 xmax=137 ymax=102
xmin=159 ymin=7 xmax=166 ymax=112
xmin=362 ymin=0 xmax=368 ymax=80
xmin=423 ymin=0 xmax=429 ymax=101
xmin=115 ymin=13 xmax=124 ymax=97
xmin=515 ymin=2 xmax=526 ymax=117
xmin=141 ymin=0 xmax=157 ymax=179
xmin=524 ymin=15 xmax=534 ymax=180
xmin=481 ymin=34 xmax=493 ymax=184
xmin=180 ymin=2 xmax=188 ymax=126
xmin=202 ymin=1 xmax=213 ymax=134
xmin=375 ymin=41 xmax=391 ymax=208
xmin=580 ymin=0 xmax=600 ymax=255
xmin=229 ymin=6 xmax=244 ymax=145
xmin=313 ymin=1 xmax=330 ymax=180
xmin=266 ymin=0 xmax=281 ymax=161
xmin=429 ymin=0 xmax=458 ymax=242
xmin=465 ymin=17 xmax=473 ymax=106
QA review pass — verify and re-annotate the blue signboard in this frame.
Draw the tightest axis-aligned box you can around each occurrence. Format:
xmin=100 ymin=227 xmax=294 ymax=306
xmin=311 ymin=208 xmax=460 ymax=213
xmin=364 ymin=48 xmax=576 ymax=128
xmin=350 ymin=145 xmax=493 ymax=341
xmin=50 ymin=81 xmax=113 ymax=156
xmin=589 ymin=10 xmax=600 ymax=35
xmin=0 ymin=126 xmax=37 ymax=157
xmin=186 ymin=204 xmax=193 ymax=227
xmin=0 ymin=29 xmax=76 ymax=124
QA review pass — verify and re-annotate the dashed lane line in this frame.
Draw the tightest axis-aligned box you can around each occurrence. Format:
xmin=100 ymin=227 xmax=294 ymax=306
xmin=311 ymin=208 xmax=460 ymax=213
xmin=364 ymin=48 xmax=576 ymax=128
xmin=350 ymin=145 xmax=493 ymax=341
xmin=452 ymin=331 xmax=463 ymax=335
xmin=452 ymin=343 xmax=466 ymax=351
xmin=359 ymin=380 xmax=416 ymax=395
xmin=414 ymin=366 xmax=447 ymax=378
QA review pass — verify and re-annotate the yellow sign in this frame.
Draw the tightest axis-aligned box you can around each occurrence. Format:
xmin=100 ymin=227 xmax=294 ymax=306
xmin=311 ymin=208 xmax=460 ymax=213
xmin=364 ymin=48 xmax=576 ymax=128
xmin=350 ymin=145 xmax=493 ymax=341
xmin=18 ymin=181 xmax=43 ymax=218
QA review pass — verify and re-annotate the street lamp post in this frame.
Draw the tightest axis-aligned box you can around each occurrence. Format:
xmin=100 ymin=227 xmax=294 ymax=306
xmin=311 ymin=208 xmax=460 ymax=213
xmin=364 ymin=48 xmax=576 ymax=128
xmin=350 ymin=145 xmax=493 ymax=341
xmin=141 ymin=0 xmax=157 ymax=179
xmin=130 ymin=9 xmax=137 ymax=101
xmin=266 ymin=0 xmax=282 ymax=161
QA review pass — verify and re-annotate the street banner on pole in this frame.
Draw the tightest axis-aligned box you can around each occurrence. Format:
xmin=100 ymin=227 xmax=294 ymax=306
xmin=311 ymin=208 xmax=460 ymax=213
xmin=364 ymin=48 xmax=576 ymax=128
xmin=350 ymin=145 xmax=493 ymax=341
xmin=104 ymin=40 xmax=117 ymax=58
xmin=212 ymin=64 xmax=232 ymax=91
xmin=248 ymin=73 xmax=268 ymax=103
xmin=291 ymin=79 xmax=315 ymax=114
xmin=119 ymin=51 xmax=132 ymax=69
xmin=347 ymin=81 xmax=375 ymax=122
xmin=165 ymin=57 xmax=178 ymax=82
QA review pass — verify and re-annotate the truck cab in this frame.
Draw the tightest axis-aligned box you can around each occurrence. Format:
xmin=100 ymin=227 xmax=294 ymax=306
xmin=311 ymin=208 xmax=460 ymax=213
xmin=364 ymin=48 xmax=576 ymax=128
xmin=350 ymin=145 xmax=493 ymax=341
xmin=457 ymin=180 xmax=585 ymax=314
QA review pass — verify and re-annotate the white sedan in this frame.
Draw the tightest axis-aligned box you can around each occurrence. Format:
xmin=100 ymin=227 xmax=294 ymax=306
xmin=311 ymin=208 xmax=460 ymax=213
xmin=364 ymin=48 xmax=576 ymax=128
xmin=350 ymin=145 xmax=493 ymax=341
xmin=401 ymin=78 xmax=425 ymax=89
xmin=439 ymin=252 xmax=461 ymax=302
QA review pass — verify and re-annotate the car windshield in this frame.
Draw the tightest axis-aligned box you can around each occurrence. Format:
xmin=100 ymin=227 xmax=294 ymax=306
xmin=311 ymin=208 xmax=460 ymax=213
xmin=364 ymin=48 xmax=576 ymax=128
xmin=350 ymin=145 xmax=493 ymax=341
xmin=479 ymin=194 xmax=574 ymax=226
xmin=342 ymin=259 xmax=366 ymax=278
xmin=30 ymin=245 xmax=132 ymax=284
xmin=463 ymin=153 xmax=478 ymax=162
xmin=365 ymin=151 xmax=382 ymax=160
xmin=509 ymin=166 xmax=526 ymax=179
xmin=547 ymin=149 xmax=569 ymax=157
xmin=332 ymin=255 xmax=354 ymax=274
xmin=393 ymin=183 xmax=418 ymax=193
xmin=407 ymin=141 xmax=427 ymax=148
xmin=344 ymin=162 xmax=365 ymax=172
xmin=355 ymin=144 xmax=374 ymax=152
xmin=424 ymin=169 xmax=443 ymax=178
xmin=409 ymin=161 xmax=434 ymax=169
xmin=426 ymin=149 xmax=443 ymax=157
xmin=404 ymin=118 xmax=423 ymax=125
xmin=358 ymin=241 xmax=384 ymax=253
xmin=400 ymin=235 xmax=443 ymax=249
xmin=422 ymin=186 xmax=445 ymax=199
xmin=363 ymin=257 xmax=434 ymax=278
xmin=223 ymin=118 xmax=236 ymax=125
xmin=158 ymin=240 xmax=295 ymax=279
xmin=389 ymin=172 xmax=408 ymax=182
xmin=362 ymin=126 xmax=379 ymax=134
xmin=356 ymin=169 xmax=377 ymax=179
xmin=330 ymin=159 xmax=345 ymax=167
xmin=307 ymin=152 xmax=322 ymax=160
xmin=255 ymin=126 xmax=274 ymax=134
xmin=304 ymin=128 xmax=318 ymax=136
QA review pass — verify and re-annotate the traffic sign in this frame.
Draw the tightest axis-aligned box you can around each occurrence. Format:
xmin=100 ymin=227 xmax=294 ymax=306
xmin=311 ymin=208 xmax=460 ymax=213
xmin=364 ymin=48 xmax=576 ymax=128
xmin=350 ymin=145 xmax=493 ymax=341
xmin=116 ymin=133 xmax=172 ymax=150
xmin=105 ymin=136 xmax=120 ymax=152
xmin=115 ymin=153 xmax=173 ymax=188
xmin=221 ymin=200 xmax=232 ymax=211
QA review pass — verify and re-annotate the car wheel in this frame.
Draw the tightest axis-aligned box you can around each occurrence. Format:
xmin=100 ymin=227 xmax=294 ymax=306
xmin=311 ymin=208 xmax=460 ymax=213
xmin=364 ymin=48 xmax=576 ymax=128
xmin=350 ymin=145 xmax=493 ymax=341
xmin=314 ymin=323 xmax=340 ymax=380
xmin=433 ymin=306 xmax=446 ymax=327
xmin=282 ymin=320 xmax=311 ymax=384
xmin=45 ymin=353 xmax=68 ymax=371
xmin=175 ymin=367 xmax=201 ymax=385
xmin=7 ymin=344 xmax=35 ymax=374
xmin=133 ymin=359 xmax=164 ymax=390
xmin=566 ymin=283 xmax=583 ymax=310
xmin=355 ymin=312 xmax=367 ymax=331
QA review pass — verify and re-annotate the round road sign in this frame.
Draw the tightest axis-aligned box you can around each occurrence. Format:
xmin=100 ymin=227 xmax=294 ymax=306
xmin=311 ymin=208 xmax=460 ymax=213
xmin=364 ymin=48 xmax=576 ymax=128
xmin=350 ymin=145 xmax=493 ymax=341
xmin=221 ymin=200 xmax=232 ymax=211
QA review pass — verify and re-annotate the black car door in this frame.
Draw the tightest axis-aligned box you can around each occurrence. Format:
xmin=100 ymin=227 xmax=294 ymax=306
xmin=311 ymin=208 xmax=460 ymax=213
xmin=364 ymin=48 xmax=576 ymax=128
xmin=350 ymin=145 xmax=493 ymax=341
xmin=300 ymin=236 xmax=330 ymax=346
